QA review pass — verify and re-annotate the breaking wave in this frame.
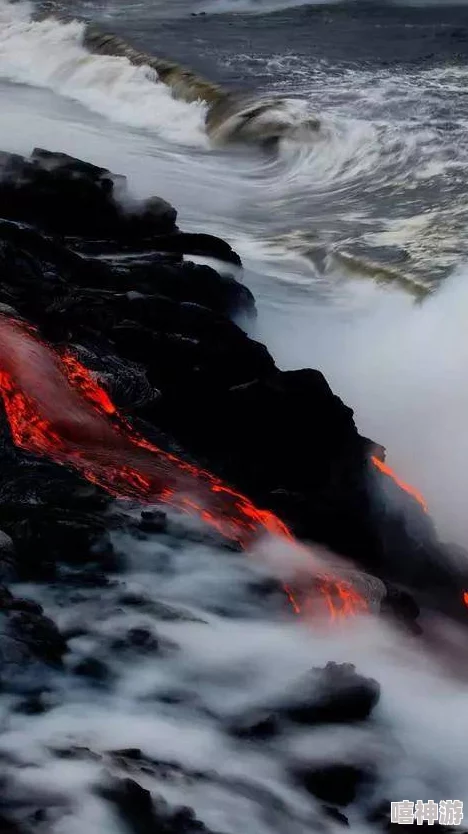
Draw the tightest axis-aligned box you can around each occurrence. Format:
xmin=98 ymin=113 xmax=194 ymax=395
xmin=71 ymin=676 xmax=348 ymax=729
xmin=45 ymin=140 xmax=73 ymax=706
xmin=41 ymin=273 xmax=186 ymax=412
xmin=0 ymin=0 xmax=208 ymax=145
xmin=1 ymin=0 xmax=467 ymax=287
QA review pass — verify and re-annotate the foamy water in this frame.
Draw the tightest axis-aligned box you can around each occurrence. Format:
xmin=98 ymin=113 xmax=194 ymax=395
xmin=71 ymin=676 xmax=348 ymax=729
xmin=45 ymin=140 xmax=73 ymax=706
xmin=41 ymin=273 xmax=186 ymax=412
xmin=0 ymin=0 xmax=207 ymax=144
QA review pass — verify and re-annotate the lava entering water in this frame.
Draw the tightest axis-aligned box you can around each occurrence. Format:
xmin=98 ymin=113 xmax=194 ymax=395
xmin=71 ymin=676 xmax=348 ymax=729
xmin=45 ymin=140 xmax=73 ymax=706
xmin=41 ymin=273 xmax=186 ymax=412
xmin=0 ymin=314 xmax=393 ymax=620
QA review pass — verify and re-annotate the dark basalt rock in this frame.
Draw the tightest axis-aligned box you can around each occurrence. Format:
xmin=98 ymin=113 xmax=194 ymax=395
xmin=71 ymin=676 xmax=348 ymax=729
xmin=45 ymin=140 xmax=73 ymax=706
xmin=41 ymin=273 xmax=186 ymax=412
xmin=0 ymin=148 xmax=176 ymax=241
xmin=0 ymin=585 xmax=66 ymax=686
xmin=0 ymin=147 xmax=466 ymax=626
xmin=6 ymin=506 xmax=118 ymax=581
xmin=1 ymin=145 xmax=465 ymax=834
xmin=229 ymin=662 xmax=380 ymax=739
xmin=293 ymin=762 xmax=374 ymax=807
xmin=281 ymin=662 xmax=381 ymax=725
xmin=0 ymin=216 xmax=252 ymax=321
xmin=98 ymin=777 xmax=214 ymax=834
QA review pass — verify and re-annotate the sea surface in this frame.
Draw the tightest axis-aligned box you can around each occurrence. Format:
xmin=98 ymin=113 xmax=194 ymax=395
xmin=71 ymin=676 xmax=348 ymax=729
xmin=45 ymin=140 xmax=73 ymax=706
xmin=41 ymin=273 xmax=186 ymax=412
xmin=1 ymin=2 xmax=468 ymax=832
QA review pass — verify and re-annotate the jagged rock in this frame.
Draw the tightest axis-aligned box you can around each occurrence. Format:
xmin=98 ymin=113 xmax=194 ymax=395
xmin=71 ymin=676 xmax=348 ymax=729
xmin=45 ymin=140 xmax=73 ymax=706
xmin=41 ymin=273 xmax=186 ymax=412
xmin=229 ymin=662 xmax=380 ymax=739
xmin=281 ymin=662 xmax=381 ymax=725
xmin=0 ymin=216 xmax=253 ymax=321
xmin=98 ymin=776 xmax=213 ymax=834
xmin=0 ymin=586 xmax=66 ymax=686
xmin=0 ymin=148 xmax=466 ymax=622
xmin=7 ymin=509 xmax=118 ymax=581
xmin=0 ymin=148 xmax=176 ymax=240
xmin=144 ymin=231 xmax=242 ymax=267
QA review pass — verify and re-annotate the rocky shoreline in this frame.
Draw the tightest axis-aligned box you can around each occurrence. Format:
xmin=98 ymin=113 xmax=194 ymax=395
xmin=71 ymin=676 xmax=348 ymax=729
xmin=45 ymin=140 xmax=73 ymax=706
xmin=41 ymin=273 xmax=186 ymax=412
xmin=0 ymin=149 xmax=467 ymax=833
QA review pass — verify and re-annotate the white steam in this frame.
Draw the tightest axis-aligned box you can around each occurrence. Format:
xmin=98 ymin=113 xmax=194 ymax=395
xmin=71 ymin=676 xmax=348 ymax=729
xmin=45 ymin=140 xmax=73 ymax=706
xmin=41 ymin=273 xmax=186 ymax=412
xmin=2 ymin=520 xmax=468 ymax=833
xmin=256 ymin=266 xmax=468 ymax=547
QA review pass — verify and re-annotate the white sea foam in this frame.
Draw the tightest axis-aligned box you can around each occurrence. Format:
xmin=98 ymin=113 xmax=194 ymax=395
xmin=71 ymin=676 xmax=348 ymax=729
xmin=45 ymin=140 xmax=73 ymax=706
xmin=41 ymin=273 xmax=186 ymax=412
xmin=0 ymin=0 xmax=207 ymax=146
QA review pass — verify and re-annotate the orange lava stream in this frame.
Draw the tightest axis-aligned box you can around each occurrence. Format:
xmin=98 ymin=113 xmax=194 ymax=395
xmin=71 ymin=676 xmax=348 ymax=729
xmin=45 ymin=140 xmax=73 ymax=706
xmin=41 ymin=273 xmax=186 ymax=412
xmin=0 ymin=315 xmax=370 ymax=620
xmin=371 ymin=455 xmax=429 ymax=513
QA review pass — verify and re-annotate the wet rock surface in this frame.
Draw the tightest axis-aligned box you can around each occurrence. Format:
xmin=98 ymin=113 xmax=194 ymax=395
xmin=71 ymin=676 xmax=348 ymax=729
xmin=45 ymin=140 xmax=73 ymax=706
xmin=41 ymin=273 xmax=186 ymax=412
xmin=0 ymin=149 xmax=465 ymax=833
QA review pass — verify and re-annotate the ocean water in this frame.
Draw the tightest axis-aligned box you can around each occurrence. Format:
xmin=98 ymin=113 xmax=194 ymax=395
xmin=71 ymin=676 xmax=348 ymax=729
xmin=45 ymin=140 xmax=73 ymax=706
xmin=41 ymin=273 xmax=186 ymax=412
xmin=1 ymin=1 xmax=468 ymax=831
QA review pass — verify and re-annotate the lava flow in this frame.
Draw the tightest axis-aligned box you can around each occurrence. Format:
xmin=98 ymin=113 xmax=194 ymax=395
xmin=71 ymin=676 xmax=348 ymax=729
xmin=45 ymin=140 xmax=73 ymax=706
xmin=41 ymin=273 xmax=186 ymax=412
xmin=371 ymin=455 xmax=429 ymax=512
xmin=0 ymin=314 xmax=376 ymax=619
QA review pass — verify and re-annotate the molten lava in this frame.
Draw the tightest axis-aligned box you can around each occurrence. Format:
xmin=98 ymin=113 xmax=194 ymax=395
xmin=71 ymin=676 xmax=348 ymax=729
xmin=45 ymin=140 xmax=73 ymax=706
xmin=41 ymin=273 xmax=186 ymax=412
xmin=371 ymin=455 xmax=428 ymax=513
xmin=0 ymin=314 xmax=372 ymax=620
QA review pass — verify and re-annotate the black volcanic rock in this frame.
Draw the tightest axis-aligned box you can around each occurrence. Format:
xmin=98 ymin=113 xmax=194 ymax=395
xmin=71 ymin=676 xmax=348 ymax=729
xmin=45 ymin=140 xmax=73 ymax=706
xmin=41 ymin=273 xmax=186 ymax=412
xmin=229 ymin=662 xmax=380 ymax=739
xmin=98 ymin=777 xmax=214 ymax=834
xmin=0 ymin=148 xmax=466 ymax=623
xmin=0 ymin=585 xmax=66 ymax=686
xmin=293 ymin=762 xmax=374 ymax=806
xmin=1 ymin=146 xmax=467 ymax=834
xmin=0 ymin=148 xmax=176 ymax=240
xmin=278 ymin=662 xmax=380 ymax=725
xmin=0 ymin=217 xmax=252 ymax=321
xmin=0 ymin=147 xmax=243 ymax=272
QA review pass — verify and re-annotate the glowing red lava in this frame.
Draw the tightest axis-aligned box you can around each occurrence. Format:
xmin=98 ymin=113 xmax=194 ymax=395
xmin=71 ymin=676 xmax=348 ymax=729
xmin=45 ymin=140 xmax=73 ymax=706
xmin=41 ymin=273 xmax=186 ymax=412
xmin=463 ymin=591 xmax=468 ymax=608
xmin=371 ymin=455 xmax=429 ymax=513
xmin=0 ymin=314 xmax=373 ymax=620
